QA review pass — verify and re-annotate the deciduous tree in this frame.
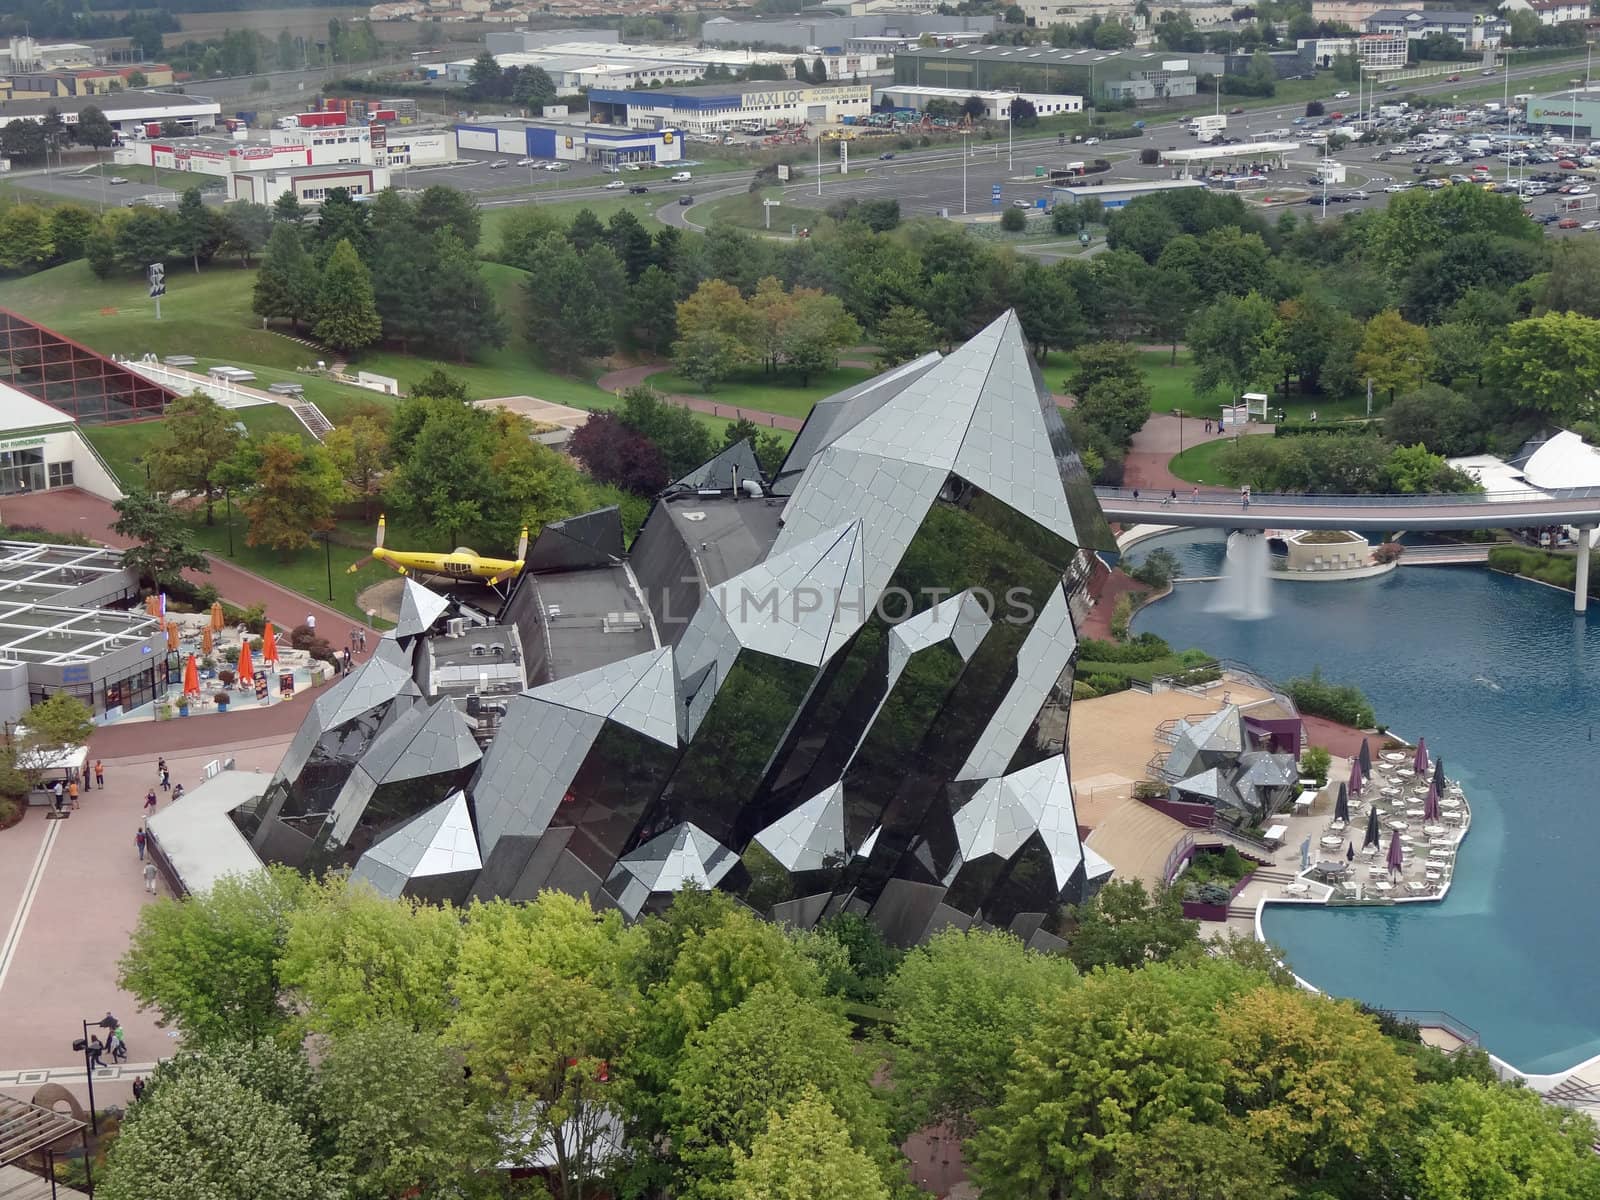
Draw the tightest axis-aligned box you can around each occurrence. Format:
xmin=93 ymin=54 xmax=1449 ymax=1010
xmin=569 ymin=411 xmax=669 ymax=494
xmin=874 ymin=304 xmax=936 ymax=367
xmin=322 ymin=413 xmax=391 ymax=519
xmin=146 ymin=393 xmax=243 ymax=525
xmin=243 ymin=434 xmax=343 ymax=553
xmin=729 ymin=1086 xmax=890 ymax=1200
xmin=1058 ymin=878 xmax=1200 ymax=971
xmin=1488 ymin=310 xmax=1600 ymax=425
xmin=111 ymin=488 xmax=209 ymax=588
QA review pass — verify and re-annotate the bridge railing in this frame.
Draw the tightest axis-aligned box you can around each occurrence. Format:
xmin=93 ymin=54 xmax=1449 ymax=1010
xmin=1094 ymin=485 xmax=1600 ymax=510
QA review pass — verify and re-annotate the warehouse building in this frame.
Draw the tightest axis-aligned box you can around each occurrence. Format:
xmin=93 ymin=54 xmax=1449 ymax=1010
xmin=588 ymin=80 xmax=872 ymax=133
xmin=455 ymin=119 xmax=683 ymax=165
xmin=442 ymin=40 xmax=879 ymax=89
xmin=228 ymin=163 xmax=391 ymax=206
xmin=699 ymin=12 xmax=996 ymax=50
xmin=873 ymin=84 xmax=1083 ymax=119
xmin=1527 ymin=88 xmax=1600 ymax=138
xmin=0 ymin=90 xmax=220 ymax=134
xmin=891 ymin=45 xmax=1220 ymax=101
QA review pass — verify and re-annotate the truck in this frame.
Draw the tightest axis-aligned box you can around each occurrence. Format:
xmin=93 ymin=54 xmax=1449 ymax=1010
xmin=1188 ymin=114 xmax=1227 ymax=135
xmin=277 ymin=111 xmax=346 ymax=130
xmin=1197 ymin=127 xmax=1223 ymax=143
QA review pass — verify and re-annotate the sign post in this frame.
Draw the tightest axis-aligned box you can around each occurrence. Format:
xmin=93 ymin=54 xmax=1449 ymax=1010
xmin=763 ymin=198 xmax=781 ymax=229
xmin=147 ymin=262 xmax=165 ymax=320
xmin=991 ymin=183 xmax=1002 ymax=208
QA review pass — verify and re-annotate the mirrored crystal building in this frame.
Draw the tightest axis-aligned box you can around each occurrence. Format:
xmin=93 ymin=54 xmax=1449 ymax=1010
xmin=231 ymin=311 xmax=1119 ymax=944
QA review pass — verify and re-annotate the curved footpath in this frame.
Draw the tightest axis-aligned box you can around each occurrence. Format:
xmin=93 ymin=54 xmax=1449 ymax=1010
xmin=596 ymin=364 xmax=805 ymax=432
xmin=2 ymin=488 xmax=376 ymax=757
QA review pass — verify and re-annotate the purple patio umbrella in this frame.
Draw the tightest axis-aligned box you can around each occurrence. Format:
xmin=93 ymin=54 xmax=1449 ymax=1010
xmin=1424 ymin=780 xmax=1440 ymax=822
xmin=1357 ymin=738 xmax=1372 ymax=776
xmin=1413 ymin=736 xmax=1429 ymax=775
xmin=1387 ymin=830 xmax=1405 ymax=873
xmin=1348 ymin=756 xmax=1365 ymax=796
xmin=1364 ymin=806 xmax=1381 ymax=850
xmin=1432 ymin=756 xmax=1446 ymax=792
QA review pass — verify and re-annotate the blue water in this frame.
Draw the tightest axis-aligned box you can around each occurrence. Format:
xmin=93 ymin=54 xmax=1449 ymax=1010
xmin=1134 ymin=563 xmax=1600 ymax=1076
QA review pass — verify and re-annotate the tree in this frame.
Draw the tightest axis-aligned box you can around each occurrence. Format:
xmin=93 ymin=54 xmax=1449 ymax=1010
xmin=314 ymin=238 xmax=382 ymax=353
xmin=0 ymin=119 xmax=47 ymax=166
xmin=174 ymin=187 xmax=219 ymax=273
xmin=12 ymin=692 xmax=93 ymax=792
xmin=273 ymin=190 xmax=305 ymax=225
xmin=244 ymin=435 xmax=343 ymax=553
xmin=1489 ymin=310 xmax=1600 ymax=424
xmin=1305 ymin=99 xmax=1325 ymax=118
xmin=781 ymin=290 xmax=861 ymax=384
xmin=1067 ymin=340 xmax=1142 ymax=401
xmin=146 ymin=393 xmax=243 ymax=525
xmin=384 ymin=396 xmax=496 ymax=547
xmin=570 ymin=411 xmax=669 ymax=494
xmin=882 ymin=929 xmax=1078 ymax=1138
xmin=607 ymin=209 xmax=656 ymax=283
xmin=1218 ymin=987 xmax=1418 ymax=1185
xmin=1385 ymin=384 xmax=1481 ymax=457
xmin=676 ymin=277 xmax=758 ymax=360
xmin=75 ymin=103 xmax=115 ymax=148
xmin=219 ymin=202 xmax=272 ymax=267
xmin=118 ymin=867 xmax=307 ymax=1043
xmin=1188 ymin=292 xmax=1285 ymax=401
xmin=449 ymin=894 xmax=638 ymax=1200
xmin=425 ymin=228 xmax=506 ymax=361
xmin=317 ymin=1022 xmax=500 ymax=1200
xmin=729 ymin=1086 xmax=890 ymax=1200
xmin=626 ymin=264 xmax=679 ymax=354
xmin=113 ymin=207 xmax=175 ymax=275
xmin=617 ymin=386 xmax=715 ymax=479
xmin=874 ymin=304 xmax=936 ymax=367
xmin=46 ymin=203 xmax=95 ymax=264
xmin=253 ymin=224 xmax=318 ymax=330
xmin=1058 ymin=878 xmax=1200 ymax=971
xmin=314 ymin=189 xmax=370 ymax=262
xmin=467 ymin=51 xmax=507 ymax=99
xmin=811 ymin=55 xmax=829 ymax=83
xmin=722 ymin=417 xmax=787 ymax=477
xmin=1000 ymin=206 xmax=1027 ymax=233
xmin=970 ymin=959 xmax=1264 ymax=1199
xmin=99 ymin=1062 xmax=337 ymax=1200
xmin=1406 ymin=1078 xmax=1600 ymax=1200
xmin=127 ymin=68 xmax=150 ymax=88
xmin=1103 ymin=1115 xmax=1293 ymax=1200
xmin=513 ymin=64 xmax=557 ymax=111
xmin=112 ymin=488 xmax=209 ymax=589
xmin=1077 ymin=374 xmax=1152 ymax=451
xmin=665 ymin=986 xmax=897 ymax=1200
xmin=1356 ymin=309 xmax=1434 ymax=404
xmin=0 ymin=204 xmax=55 ymax=273
xmin=1543 ymin=238 xmax=1600 ymax=318
xmin=1365 ymin=185 xmax=1538 ymax=276
xmin=323 ymin=414 xmax=391 ymax=519
xmin=674 ymin=329 xmax=748 ymax=390
xmin=414 ymin=184 xmax=481 ymax=250
xmin=524 ymin=234 xmax=617 ymax=369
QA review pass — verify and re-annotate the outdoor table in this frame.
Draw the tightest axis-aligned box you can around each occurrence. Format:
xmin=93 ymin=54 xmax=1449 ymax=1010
xmin=1320 ymin=835 xmax=1343 ymax=848
xmin=1294 ymin=790 xmax=1317 ymax=812
xmin=1405 ymin=807 xmax=1425 ymax=817
xmin=1423 ymin=825 xmax=1446 ymax=836
xmin=1384 ymin=752 xmax=1406 ymax=762
xmin=1428 ymin=847 xmax=1454 ymax=859
xmin=1440 ymin=797 xmax=1461 ymax=809
xmin=1397 ymin=769 xmax=1414 ymax=778
xmin=1381 ymin=786 xmax=1400 ymax=796
xmin=1263 ymin=823 xmax=1288 ymax=845
xmin=1372 ymin=880 xmax=1394 ymax=893
xmin=1386 ymin=820 xmax=1409 ymax=831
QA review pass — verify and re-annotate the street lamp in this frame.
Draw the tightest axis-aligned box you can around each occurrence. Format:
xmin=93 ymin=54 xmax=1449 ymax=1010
xmin=962 ymin=129 xmax=969 ymax=214
xmin=318 ymin=531 xmax=333 ymax=601
xmin=224 ymin=487 xmax=234 ymax=558
xmin=73 ymin=1019 xmax=102 ymax=1134
xmin=1174 ymin=407 xmax=1185 ymax=458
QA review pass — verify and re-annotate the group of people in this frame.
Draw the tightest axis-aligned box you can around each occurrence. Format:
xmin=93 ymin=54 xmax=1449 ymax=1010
xmin=83 ymin=1012 xmax=128 ymax=1070
xmin=47 ymin=760 xmax=104 ymax=814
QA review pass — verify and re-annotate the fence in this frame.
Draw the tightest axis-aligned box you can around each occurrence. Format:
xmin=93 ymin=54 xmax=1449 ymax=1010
xmin=1161 ymin=831 xmax=1196 ymax=885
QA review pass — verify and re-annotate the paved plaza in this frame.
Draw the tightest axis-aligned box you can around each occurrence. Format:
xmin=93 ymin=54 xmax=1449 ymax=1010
xmin=0 ymin=739 xmax=290 ymax=1108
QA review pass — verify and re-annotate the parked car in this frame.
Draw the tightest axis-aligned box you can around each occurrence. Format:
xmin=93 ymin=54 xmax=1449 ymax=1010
xmin=1581 ymin=219 xmax=1600 ymax=231
xmin=1011 ymin=198 xmax=1030 ymax=209
xmin=516 ymin=157 xmax=535 ymax=166
xmin=1572 ymin=184 xmax=1592 ymax=195
xmin=1384 ymin=181 xmax=1414 ymax=192
xmin=622 ymin=162 xmax=642 ymax=171
xmin=489 ymin=159 xmax=509 ymax=169
xmin=1537 ymin=212 xmax=1561 ymax=224
xmin=1558 ymin=217 xmax=1581 ymax=228
xmin=605 ymin=179 xmax=626 ymax=189
xmin=107 ymin=176 xmax=129 ymax=185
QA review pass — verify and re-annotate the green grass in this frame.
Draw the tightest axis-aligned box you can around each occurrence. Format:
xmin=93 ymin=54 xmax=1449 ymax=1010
xmin=1078 ymin=648 xmax=1215 ymax=683
xmin=1165 ymin=438 xmax=1240 ymax=486
xmin=84 ymin=405 xmax=308 ymax=489
xmin=187 ymin=515 xmax=399 ymax=622
xmin=1045 ymin=347 xmax=1200 ymax=413
xmin=479 ymin=194 xmax=672 ymax=249
xmin=645 ymin=365 xmax=873 ymax=419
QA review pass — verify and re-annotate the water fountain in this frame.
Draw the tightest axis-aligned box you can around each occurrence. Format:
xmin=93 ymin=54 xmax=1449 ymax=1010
xmin=1206 ymin=531 xmax=1273 ymax=620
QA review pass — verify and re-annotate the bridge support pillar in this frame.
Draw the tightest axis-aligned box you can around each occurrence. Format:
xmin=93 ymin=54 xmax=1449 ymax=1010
xmin=1577 ymin=528 xmax=1594 ymax=614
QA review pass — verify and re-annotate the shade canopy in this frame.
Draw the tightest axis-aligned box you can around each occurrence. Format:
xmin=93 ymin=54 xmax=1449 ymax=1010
xmin=1387 ymin=830 xmax=1404 ymax=870
xmin=1432 ymin=756 xmax=1445 ymax=791
xmin=1334 ymin=782 xmax=1349 ymax=823
xmin=1348 ymin=756 xmax=1364 ymax=796
xmin=1413 ymin=737 xmax=1429 ymax=775
xmin=211 ymin=601 xmax=225 ymax=631
xmin=1364 ymin=806 xmax=1381 ymax=850
xmin=182 ymin=654 xmax=199 ymax=696
xmin=237 ymin=640 xmax=255 ymax=685
xmin=1424 ymin=780 xmax=1439 ymax=822
xmin=262 ymin=622 xmax=278 ymax=664
xmin=1357 ymin=738 xmax=1372 ymax=775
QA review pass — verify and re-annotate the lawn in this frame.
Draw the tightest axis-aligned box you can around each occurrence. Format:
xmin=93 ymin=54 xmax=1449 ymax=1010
xmin=84 ymin=405 xmax=309 ymax=489
xmin=645 ymin=365 xmax=874 ymax=419
xmin=1045 ymin=347 xmax=1200 ymax=414
xmin=186 ymin=514 xmax=400 ymax=623
xmin=1165 ymin=437 xmax=1241 ymax=486
xmin=479 ymin=194 xmax=671 ymax=250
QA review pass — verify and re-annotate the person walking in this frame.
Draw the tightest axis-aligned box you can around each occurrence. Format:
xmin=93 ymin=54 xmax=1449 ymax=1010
xmin=1191 ymin=487 xmax=1200 ymax=503
xmin=144 ymin=789 xmax=157 ymax=816
xmin=67 ymin=778 xmax=79 ymax=809
xmin=306 ymin=613 xmax=316 ymax=634
xmin=109 ymin=1025 xmax=128 ymax=1063
xmin=143 ymin=861 xmax=159 ymax=895
xmin=357 ymin=627 xmax=367 ymax=653
xmin=51 ymin=780 xmax=64 ymax=813
xmin=135 ymin=828 xmax=147 ymax=861
xmin=86 ymin=1035 xmax=105 ymax=1070
xmin=156 ymin=756 xmax=165 ymax=779
xmin=159 ymin=766 xmax=170 ymax=792
xmin=131 ymin=1076 xmax=145 ymax=1102
xmin=94 ymin=759 xmax=104 ymax=789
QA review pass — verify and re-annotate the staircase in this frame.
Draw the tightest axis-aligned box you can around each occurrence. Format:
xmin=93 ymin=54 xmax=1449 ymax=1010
xmin=291 ymin=401 xmax=334 ymax=441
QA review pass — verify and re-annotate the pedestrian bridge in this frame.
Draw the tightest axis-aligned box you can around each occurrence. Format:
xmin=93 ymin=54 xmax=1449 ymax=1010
xmin=1094 ymin=486 xmax=1600 ymax=611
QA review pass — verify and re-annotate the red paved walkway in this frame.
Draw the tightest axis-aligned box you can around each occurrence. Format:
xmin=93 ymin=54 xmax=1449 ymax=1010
xmin=4 ymin=488 xmax=374 ymax=756
xmin=1122 ymin=412 xmax=1272 ymax=494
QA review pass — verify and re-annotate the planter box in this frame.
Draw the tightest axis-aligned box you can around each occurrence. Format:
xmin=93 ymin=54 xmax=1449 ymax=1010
xmin=1180 ymin=870 xmax=1255 ymax=922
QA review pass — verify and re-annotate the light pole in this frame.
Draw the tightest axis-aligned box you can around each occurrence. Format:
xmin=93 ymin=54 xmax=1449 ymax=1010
xmin=1007 ymin=104 xmax=1013 ymax=173
xmin=224 ymin=488 xmax=234 ymax=558
xmin=1174 ymin=407 xmax=1185 ymax=458
xmin=75 ymin=1020 xmax=100 ymax=1134
xmin=1572 ymin=79 xmax=1581 ymax=146
xmin=320 ymin=532 xmax=333 ymax=601
xmin=816 ymin=133 xmax=822 ymax=198
xmin=962 ymin=130 xmax=969 ymax=213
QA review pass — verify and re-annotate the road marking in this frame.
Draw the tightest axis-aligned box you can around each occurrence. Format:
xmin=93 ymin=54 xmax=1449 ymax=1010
xmin=0 ymin=1062 xmax=162 ymax=1089
xmin=0 ymin=817 xmax=61 ymax=996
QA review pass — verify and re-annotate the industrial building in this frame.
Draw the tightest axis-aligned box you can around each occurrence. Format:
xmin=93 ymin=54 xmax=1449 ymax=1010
xmin=872 ymin=84 xmax=1083 ymax=120
xmin=1526 ymin=88 xmax=1600 ymax=138
xmin=436 ymin=40 xmax=879 ymax=90
xmin=455 ymin=119 xmax=683 ymax=165
xmin=891 ymin=45 xmax=1221 ymax=101
xmin=157 ymin=311 xmax=1119 ymax=947
xmin=698 ymin=11 xmax=996 ymax=51
xmin=228 ymin=162 xmax=392 ymax=206
xmin=588 ymin=80 xmax=872 ymax=133
xmin=0 ymin=91 xmax=220 ymax=135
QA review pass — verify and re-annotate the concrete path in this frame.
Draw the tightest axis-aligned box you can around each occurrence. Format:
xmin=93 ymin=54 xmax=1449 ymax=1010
xmin=594 ymin=365 xmax=805 ymax=432
xmin=1 ymin=1164 xmax=89 ymax=1200
xmin=1122 ymin=412 xmax=1269 ymax=493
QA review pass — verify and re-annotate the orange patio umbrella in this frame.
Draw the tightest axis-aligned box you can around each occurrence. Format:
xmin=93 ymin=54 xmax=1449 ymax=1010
xmin=261 ymin=622 xmax=278 ymax=665
xmin=183 ymin=653 xmax=200 ymax=696
xmin=165 ymin=622 xmax=178 ymax=651
xmin=201 ymin=626 xmax=214 ymax=655
xmin=237 ymin=638 xmax=255 ymax=687
xmin=211 ymin=601 xmax=225 ymax=631
xmin=145 ymin=595 xmax=161 ymax=618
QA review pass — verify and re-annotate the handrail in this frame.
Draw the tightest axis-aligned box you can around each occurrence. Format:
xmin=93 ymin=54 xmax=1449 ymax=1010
xmin=1162 ymin=830 xmax=1197 ymax=885
xmin=1386 ymin=1008 xmax=1481 ymax=1047
xmin=1095 ymin=484 xmax=1600 ymax=510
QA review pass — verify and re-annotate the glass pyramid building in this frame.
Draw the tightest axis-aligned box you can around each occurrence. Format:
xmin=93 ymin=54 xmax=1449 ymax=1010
xmin=231 ymin=310 xmax=1118 ymax=944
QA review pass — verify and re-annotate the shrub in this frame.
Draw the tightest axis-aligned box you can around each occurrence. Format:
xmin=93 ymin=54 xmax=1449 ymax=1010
xmin=0 ymin=797 xmax=19 ymax=828
xmin=1109 ymin=592 xmax=1136 ymax=639
xmin=1301 ymin=744 xmax=1333 ymax=787
xmin=307 ymin=637 xmax=337 ymax=664
xmin=1286 ymin=667 xmax=1376 ymax=727
xmin=1182 ymin=881 xmax=1232 ymax=905
xmin=1128 ymin=548 xmax=1181 ymax=589
xmin=218 ymin=669 xmax=236 ymax=686
xmin=1072 ymin=679 xmax=1098 ymax=701
xmin=289 ymin=623 xmax=317 ymax=650
xmin=1138 ymin=147 xmax=1160 ymax=164
xmin=1082 ymin=673 xmax=1131 ymax=696
xmin=999 ymin=206 xmax=1027 ymax=232
xmin=1078 ymin=633 xmax=1173 ymax=662
xmin=1372 ymin=542 xmax=1404 ymax=564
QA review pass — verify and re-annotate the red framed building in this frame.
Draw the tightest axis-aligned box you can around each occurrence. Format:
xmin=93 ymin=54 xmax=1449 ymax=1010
xmin=0 ymin=308 xmax=176 ymax=425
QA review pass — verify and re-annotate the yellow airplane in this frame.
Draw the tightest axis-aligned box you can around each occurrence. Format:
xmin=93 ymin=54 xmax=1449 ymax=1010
xmin=349 ymin=516 xmax=530 ymax=586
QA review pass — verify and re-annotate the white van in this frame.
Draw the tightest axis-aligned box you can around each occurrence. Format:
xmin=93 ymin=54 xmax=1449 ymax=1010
xmin=670 ymin=171 xmax=692 ymax=182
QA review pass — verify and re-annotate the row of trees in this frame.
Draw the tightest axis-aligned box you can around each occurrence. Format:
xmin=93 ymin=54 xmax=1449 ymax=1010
xmin=252 ymin=186 xmax=503 ymax=359
xmin=672 ymin=277 xmax=861 ymax=388
xmin=0 ymin=103 xmax=116 ymax=167
xmin=106 ymin=873 xmax=1600 ymax=1200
